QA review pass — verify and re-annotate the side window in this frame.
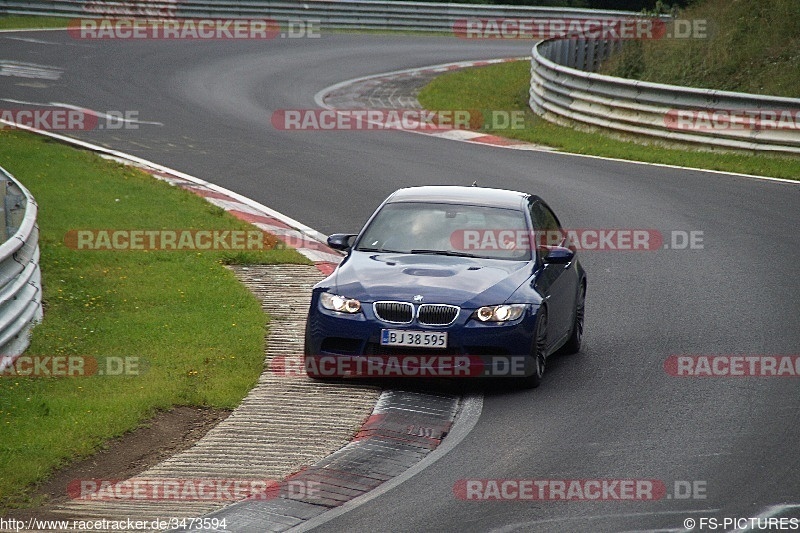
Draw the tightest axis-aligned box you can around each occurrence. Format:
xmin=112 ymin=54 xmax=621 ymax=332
xmin=530 ymin=202 xmax=564 ymax=247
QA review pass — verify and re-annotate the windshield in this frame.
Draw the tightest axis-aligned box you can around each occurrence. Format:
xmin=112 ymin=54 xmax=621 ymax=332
xmin=355 ymin=201 xmax=531 ymax=260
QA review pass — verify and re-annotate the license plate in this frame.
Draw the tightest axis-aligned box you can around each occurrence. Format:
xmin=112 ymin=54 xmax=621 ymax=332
xmin=381 ymin=329 xmax=448 ymax=349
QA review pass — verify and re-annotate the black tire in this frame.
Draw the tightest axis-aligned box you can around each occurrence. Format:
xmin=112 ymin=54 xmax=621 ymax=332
xmin=561 ymin=282 xmax=585 ymax=355
xmin=519 ymin=308 xmax=548 ymax=389
xmin=303 ymin=342 xmax=339 ymax=382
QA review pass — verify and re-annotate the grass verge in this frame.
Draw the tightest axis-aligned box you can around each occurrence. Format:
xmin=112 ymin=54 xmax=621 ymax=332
xmin=0 ymin=129 xmax=309 ymax=511
xmin=417 ymin=60 xmax=800 ymax=181
xmin=0 ymin=16 xmax=70 ymax=30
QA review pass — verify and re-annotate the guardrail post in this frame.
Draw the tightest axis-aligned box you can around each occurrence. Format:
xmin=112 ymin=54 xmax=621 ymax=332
xmin=4 ymin=181 xmax=26 ymax=238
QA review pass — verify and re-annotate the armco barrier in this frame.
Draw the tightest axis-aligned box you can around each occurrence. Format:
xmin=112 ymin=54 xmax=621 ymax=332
xmin=530 ymin=38 xmax=800 ymax=154
xmin=0 ymin=165 xmax=42 ymax=367
xmin=0 ymin=0 xmax=634 ymax=32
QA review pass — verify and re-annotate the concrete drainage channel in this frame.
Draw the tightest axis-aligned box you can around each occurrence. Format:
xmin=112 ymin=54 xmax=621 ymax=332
xmin=182 ymin=267 xmax=463 ymax=532
xmin=185 ymin=389 xmax=462 ymax=532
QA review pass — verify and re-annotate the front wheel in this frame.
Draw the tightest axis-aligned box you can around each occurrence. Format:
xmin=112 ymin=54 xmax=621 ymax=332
xmin=519 ymin=308 xmax=548 ymax=389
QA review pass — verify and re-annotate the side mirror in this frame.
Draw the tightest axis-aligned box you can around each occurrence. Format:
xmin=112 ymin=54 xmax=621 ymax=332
xmin=327 ymin=233 xmax=357 ymax=251
xmin=540 ymin=245 xmax=574 ymax=264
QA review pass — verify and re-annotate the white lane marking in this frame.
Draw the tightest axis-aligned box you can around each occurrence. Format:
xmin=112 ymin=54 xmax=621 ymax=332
xmin=4 ymin=36 xmax=55 ymax=44
xmin=0 ymin=28 xmax=68 ymax=34
xmin=2 ymin=98 xmax=57 ymax=106
xmin=1 ymin=98 xmax=164 ymax=126
xmin=0 ymin=60 xmax=61 ymax=80
xmin=621 ymin=530 xmax=687 ymax=533
xmin=490 ymin=509 xmax=720 ymax=533
xmin=0 ymin=118 xmax=330 ymax=245
xmin=289 ymin=393 xmax=484 ymax=532
xmin=52 ymin=102 xmax=164 ymax=125
xmin=315 ymin=60 xmax=799 ymax=186
xmin=3 ymin=35 xmax=82 ymax=46
xmin=431 ymin=129 xmax=490 ymax=141
xmin=729 ymin=504 xmax=800 ymax=532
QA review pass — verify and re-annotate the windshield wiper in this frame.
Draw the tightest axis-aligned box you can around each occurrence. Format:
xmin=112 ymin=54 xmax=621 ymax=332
xmin=357 ymin=247 xmax=403 ymax=253
xmin=409 ymin=249 xmax=481 ymax=258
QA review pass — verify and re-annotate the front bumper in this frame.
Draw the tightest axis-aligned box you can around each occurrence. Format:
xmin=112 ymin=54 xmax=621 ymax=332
xmin=304 ymin=296 xmax=539 ymax=377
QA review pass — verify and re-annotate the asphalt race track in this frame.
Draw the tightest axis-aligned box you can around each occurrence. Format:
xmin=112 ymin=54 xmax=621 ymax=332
xmin=1 ymin=31 xmax=798 ymax=532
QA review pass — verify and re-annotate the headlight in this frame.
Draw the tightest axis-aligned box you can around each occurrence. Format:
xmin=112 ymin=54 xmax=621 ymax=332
xmin=473 ymin=304 xmax=526 ymax=322
xmin=320 ymin=292 xmax=362 ymax=314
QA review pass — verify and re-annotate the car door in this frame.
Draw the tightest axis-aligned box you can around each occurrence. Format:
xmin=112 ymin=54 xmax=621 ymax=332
xmin=529 ymin=200 xmax=579 ymax=348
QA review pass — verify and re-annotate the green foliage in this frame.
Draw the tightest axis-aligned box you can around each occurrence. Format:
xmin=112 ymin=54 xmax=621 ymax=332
xmin=600 ymin=0 xmax=800 ymax=98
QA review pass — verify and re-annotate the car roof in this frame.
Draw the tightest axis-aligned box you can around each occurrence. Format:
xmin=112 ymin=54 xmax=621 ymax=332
xmin=386 ymin=186 xmax=535 ymax=210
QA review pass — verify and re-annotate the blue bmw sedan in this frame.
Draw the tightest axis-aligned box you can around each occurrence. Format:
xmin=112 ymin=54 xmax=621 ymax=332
xmin=304 ymin=186 xmax=586 ymax=388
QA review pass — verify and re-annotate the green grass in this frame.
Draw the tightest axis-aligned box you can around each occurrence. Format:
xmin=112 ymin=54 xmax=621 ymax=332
xmin=0 ymin=16 xmax=70 ymax=30
xmin=417 ymin=60 xmax=800 ymax=181
xmin=0 ymin=130 xmax=309 ymax=511
xmin=600 ymin=0 xmax=800 ymax=98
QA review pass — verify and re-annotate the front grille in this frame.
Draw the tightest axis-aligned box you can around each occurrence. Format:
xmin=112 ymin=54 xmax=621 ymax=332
xmin=373 ymin=301 xmax=414 ymax=324
xmin=417 ymin=304 xmax=460 ymax=326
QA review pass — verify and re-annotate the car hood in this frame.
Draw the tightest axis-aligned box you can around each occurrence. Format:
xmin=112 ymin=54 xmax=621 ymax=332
xmin=325 ymin=251 xmax=533 ymax=308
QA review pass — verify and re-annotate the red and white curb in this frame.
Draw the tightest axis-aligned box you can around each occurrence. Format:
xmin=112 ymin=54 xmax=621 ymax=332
xmin=314 ymin=58 xmax=799 ymax=185
xmin=143 ymin=168 xmax=342 ymax=276
xmin=314 ymin=57 xmax=553 ymax=152
xmin=0 ymin=120 xmax=343 ymax=276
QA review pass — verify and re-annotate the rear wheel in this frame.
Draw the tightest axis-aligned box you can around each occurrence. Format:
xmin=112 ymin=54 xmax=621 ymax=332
xmin=519 ymin=308 xmax=548 ymax=389
xmin=561 ymin=283 xmax=585 ymax=355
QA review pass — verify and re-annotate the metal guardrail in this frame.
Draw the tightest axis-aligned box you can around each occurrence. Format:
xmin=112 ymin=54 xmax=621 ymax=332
xmin=0 ymin=0 xmax=635 ymax=32
xmin=0 ymin=166 xmax=42 ymax=366
xmin=530 ymin=38 xmax=800 ymax=154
